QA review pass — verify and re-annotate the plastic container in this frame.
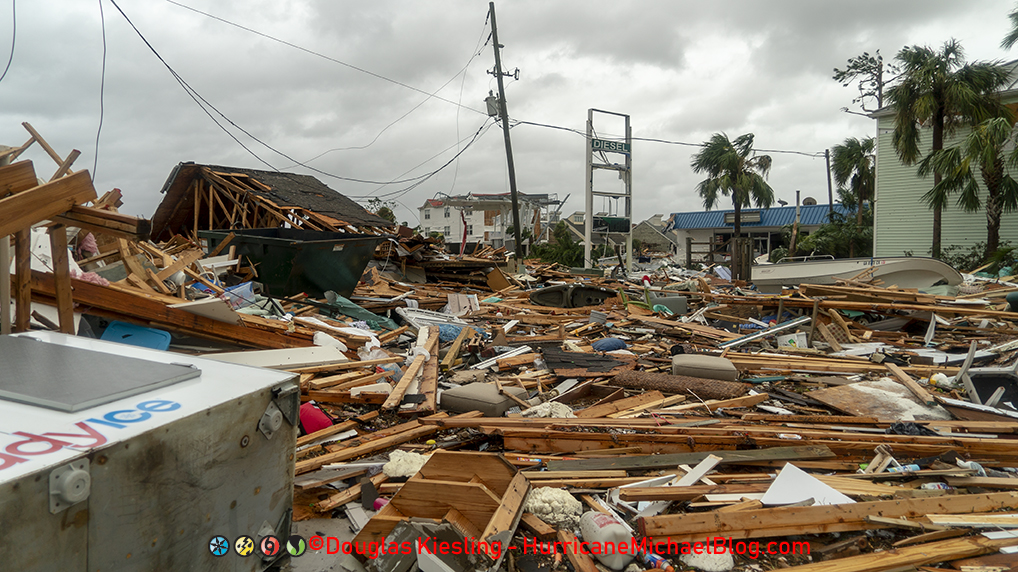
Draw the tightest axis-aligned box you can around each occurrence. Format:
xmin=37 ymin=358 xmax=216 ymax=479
xmin=100 ymin=320 xmax=172 ymax=351
xmin=640 ymin=551 xmax=675 ymax=571
xmin=887 ymin=464 xmax=921 ymax=473
xmin=579 ymin=511 xmax=635 ymax=570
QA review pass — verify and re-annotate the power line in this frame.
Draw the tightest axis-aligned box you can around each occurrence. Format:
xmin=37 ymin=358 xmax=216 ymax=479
xmin=0 ymin=0 xmax=15 ymax=84
xmin=449 ymin=10 xmax=493 ymax=196
xmin=93 ymin=0 xmax=106 ymax=180
xmin=513 ymin=119 xmax=824 ymax=157
xmin=164 ymin=0 xmax=487 ymax=116
xmin=280 ymin=17 xmax=492 ymax=168
xmin=110 ymin=0 xmax=481 ymax=189
xmin=350 ymin=118 xmax=497 ymax=202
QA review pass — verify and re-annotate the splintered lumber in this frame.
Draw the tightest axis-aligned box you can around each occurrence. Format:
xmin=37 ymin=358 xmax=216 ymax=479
xmin=294 ymin=412 xmax=481 ymax=475
xmin=611 ymin=370 xmax=750 ymax=399
xmin=1 ymin=236 xmax=9 ymax=335
xmin=655 ymin=392 xmax=768 ymax=414
xmin=206 ymin=231 xmax=235 ymax=257
xmin=523 ymin=470 xmax=629 ymax=480
xmin=309 ymin=370 xmax=394 ymax=393
xmin=154 ymin=248 xmax=205 ymax=280
xmin=498 ymin=427 xmax=793 ymax=456
xmin=521 ymin=476 xmax=650 ymax=488
xmin=315 ymin=473 xmax=389 ymax=512
xmin=480 ymin=471 xmax=529 ymax=542
xmin=385 ymin=327 xmax=440 ymax=411
xmin=891 ymin=528 xmax=969 ymax=548
xmin=51 ymin=205 xmax=151 ymax=241
xmin=0 ymin=169 xmax=97 ymax=237
xmin=925 ymin=513 xmax=1018 ymax=528
xmin=419 ymin=417 xmax=714 ymax=430
xmin=557 ymin=530 xmax=599 ymax=572
xmin=441 ymin=325 xmax=475 ymax=370
xmin=382 ymin=354 xmax=426 ymax=410
xmin=545 ymin=446 xmax=835 ymax=472
xmin=946 ymin=477 xmax=1018 ymax=489
xmin=0 ymin=160 xmax=40 ymax=196
xmin=741 ymin=414 xmax=880 ymax=424
xmin=865 ymin=515 xmax=947 ymax=530
xmin=815 ymin=321 xmax=844 ymax=352
xmin=716 ymin=499 xmax=764 ymax=512
xmin=13 ymin=229 xmax=30 ymax=332
xmin=727 ymin=352 xmax=959 ymax=377
xmin=576 ymin=390 xmax=665 ymax=418
xmin=308 ymin=370 xmax=379 ymax=391
xmin=48 ymin=225 xmax=74 ymax=334
xmin=29 ymin=269 xmax=309 ymax=349
xmin=637 ymin=491 xmax=1018 ymax=543
xmin=519 ymin=512 xmax=556 ymax=540
xmin=775 ymin=534 xmax=1018 ymax=572
xmin=885 ymin=362 xmax=936 ymax=406
xmin=608 ymin=394 xmax=686 ymax=417
xmin=415 ymin=346 xmax=439 ymax=414
xmin=296 ymin=414 xmax=376 ymax=449
xmin=621 ymin=483 xmax=772 ymax=502
xmin=288 ymin=356 xmax=403 ymax=374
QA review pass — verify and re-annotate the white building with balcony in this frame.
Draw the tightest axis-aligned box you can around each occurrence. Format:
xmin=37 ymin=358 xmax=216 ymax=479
xmin=418 ymin=192 xmax=560 ymax=253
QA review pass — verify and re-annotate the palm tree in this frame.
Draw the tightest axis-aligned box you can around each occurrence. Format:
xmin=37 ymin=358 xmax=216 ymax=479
xmin=1002 ymin=5 xmax=1018 ymax=49
xmin=690 ymin=133 xmax=774 ymax=280
xmin=918 ymin=117 xmax=1018 ymax=259
xmin=883 ymin=39 xmax=1011 ymax=258
xmin=830 ymin=137 xmax=875 ymax=257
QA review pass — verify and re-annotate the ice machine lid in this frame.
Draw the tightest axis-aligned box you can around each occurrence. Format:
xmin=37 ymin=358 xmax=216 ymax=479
xmin=0 ymin=335 xmax=201 ymax=412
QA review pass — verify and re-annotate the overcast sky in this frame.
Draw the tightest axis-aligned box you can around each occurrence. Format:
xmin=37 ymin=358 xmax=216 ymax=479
xmin=2 ymin=0 xmax=1017 ymax=227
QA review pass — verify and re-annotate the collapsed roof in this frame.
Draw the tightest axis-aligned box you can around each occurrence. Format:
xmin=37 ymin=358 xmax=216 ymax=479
xmin=150 ymin=162 xmax=394 ymax=241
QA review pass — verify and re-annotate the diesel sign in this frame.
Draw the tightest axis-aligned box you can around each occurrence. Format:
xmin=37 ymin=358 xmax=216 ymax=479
xmin=591 ymin=138 xmax=631 ymax=154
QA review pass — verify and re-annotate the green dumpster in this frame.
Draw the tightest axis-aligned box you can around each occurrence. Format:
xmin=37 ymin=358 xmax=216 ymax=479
xmin=199 ymin=228 xmax=387 ymax=298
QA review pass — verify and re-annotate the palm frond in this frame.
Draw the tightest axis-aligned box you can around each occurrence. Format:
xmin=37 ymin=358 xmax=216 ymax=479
xmin=1003 ymin=7 xmax=1018 ymax=49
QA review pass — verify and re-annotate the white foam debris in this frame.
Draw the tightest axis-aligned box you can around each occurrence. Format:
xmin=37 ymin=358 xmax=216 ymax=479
xmin=521 ymin=401 xmax=576 ymax=418
xmin=523 ymin=486 xmax=583 ymax=528
xmin=680 ymin=550 xmax=735 ymax=572
xmin=382 ymin=450 xmax=428 ymax=478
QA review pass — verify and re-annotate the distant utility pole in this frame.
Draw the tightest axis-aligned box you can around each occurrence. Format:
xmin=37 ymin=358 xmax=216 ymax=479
xmin=825 ymin=149 xmax=834 ymax=221
xmin=488 ymin=2 xmax=524 ymax=266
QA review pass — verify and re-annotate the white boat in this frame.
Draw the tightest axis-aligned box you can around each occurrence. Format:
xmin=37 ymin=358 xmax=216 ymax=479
xmin=751 ymin=255 xmax=963 ymax=293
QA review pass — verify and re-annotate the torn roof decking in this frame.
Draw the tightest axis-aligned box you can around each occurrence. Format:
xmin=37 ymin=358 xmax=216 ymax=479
xmin=150 ymin=162 xmax=395 ymax=241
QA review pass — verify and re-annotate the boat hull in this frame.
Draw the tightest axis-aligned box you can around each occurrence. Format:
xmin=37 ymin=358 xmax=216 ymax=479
xmin=751 ymin=257 xmax=962 ymax=293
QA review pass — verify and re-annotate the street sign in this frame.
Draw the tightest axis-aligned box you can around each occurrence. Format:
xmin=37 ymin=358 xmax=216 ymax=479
xmin=591 ymin=138 xmax=630 ymax=154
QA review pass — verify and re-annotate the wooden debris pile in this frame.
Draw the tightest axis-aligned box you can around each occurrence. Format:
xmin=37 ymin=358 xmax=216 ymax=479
xmin=282 ymin=261 xmax=1018 ymax=571
xmin=6 ymin=123 xmax=1018 ymax=570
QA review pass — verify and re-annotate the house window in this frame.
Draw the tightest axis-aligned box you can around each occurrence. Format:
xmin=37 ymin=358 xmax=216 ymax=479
xmin=444 ymin=207 xmax=451 ymax=218
xmin=444 ymin=226 xmax=450 ymax=235
xmin=424 ymin=209 xmax=431 ymax=220
xmin=466 ymin=224 xmax=473 ymax=236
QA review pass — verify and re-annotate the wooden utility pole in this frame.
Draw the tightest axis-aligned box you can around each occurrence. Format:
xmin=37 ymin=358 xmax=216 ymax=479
xmin=488 ymin=2 xmax=524 ymax=266
xmin=825 ymin=149 xmax=834 ymax=221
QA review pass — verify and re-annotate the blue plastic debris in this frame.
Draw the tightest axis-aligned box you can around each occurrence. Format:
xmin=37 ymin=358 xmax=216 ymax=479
xmin=437 ymin=323 xmax=484 ymax=343
xmin=100 ymin=320 xmax=171 ymax=350
xmin=591 ymin=337 xmax=627 ymax=352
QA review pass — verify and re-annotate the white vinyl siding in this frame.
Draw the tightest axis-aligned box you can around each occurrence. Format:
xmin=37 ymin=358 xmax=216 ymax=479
xmin=873 ymin=114 xmax=1018 ymax=257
